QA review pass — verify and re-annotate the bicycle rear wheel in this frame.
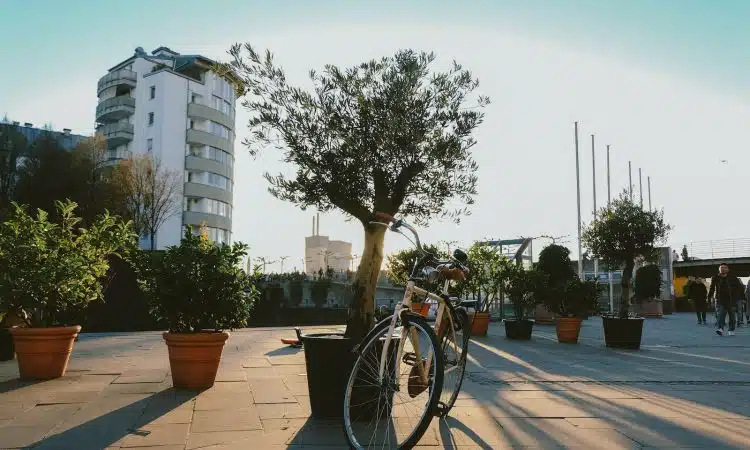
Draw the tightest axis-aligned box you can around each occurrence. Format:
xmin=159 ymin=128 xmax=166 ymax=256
xmin=343 ymin=314 xmax=443 ymax=449
xmin=437 ymin=307 xmax=470 ymax=417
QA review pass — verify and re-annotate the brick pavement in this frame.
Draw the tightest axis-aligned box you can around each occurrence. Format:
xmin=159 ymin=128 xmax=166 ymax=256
xmin=1 ymin=313 xmax=749 ymax=449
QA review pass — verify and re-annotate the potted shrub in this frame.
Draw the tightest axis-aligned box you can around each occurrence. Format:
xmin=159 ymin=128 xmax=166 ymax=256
xmin=536 ymin=243 xmax=576 ymax=327
xmin=582 ymin=192 xmax=671 ymax=349
xmin=311 ymin=268 xmax=333 ymax=308
xmin=0 ymin=201 xmax=134 ymax=379
xmin=554 ymin=278 xmax=601 ymax=343
xmin=536 ymin=243 xmax=600 ymax=343
xmin=498 ymin=263 xmax=545 ymax=340
xmin=465 ymin=243 xmax=506 ymax=335
xmin=138 ymin=227 xmax=254 ymax=389
xmin=633 ymin=264 xmax=664 ymax=317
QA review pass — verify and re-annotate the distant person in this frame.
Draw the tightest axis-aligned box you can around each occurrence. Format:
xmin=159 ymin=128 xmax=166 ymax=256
xmin=688 ymin=277 xmax=708 ymax=324
xmin=708 ymin=263 xmax=745 ymax=336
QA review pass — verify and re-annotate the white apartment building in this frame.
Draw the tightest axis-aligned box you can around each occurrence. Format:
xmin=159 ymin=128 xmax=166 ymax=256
xmin=95 ymin=46 xmax=239 ymax=249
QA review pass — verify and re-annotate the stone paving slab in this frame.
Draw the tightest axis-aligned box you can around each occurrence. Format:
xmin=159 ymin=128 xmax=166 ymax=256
xmin=0 ymin=315 xmax=749 ymax=449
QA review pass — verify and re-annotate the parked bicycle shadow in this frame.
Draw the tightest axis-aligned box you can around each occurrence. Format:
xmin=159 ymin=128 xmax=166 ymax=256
xmin=438 ymin=415 xmax=495 ymax=449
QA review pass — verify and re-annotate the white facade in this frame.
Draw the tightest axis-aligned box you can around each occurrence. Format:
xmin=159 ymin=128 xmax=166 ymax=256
xmin=95 ymin=46 xmax=238 ymax=249
xmin=305 ymin=235 xmax=353 ymax=274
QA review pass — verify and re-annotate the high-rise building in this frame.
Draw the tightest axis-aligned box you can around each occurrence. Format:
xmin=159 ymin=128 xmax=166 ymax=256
xmin=95 ymin=46 xmax=239 ymax=249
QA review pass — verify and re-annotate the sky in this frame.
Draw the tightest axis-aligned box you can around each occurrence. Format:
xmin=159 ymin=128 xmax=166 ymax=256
xmin=2 ymin=0 xmax=749 ymax=272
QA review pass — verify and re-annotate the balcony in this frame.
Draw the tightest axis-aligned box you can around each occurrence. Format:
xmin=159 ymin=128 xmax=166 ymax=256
xmin=187 ymin=102 xmax=234 ymax=130
xmin=97 ymin=69 xmax=137 ymax=96
xmin=96 ymin=96 xmax=135 ymax=123
xmin=97 ymin=122 xmax=134 ymax=149
xmin=186 ymin=129 xmax=232 ymax=154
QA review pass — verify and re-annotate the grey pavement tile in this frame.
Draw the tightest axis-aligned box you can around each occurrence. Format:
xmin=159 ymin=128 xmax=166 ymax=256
xmin=117 ymin=423 xmax=191 ymax=447
xmin=191 ymin=407 xmax=262 ymax=432
xmin=0 ymin=424 xmax=55 ymax=448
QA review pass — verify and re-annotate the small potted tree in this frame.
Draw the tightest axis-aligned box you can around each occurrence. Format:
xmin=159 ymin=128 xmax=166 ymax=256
xmin=633 ymin=264 xmax=664 ymax=317
xmin=466 ymin=242 xmax=505 ymax=335
xmin=0 ymin=201 xmax=135 ymax=379
xmin=287 ymin=272 xmax=306 ymax=307
xmin=499 ymin=263 xmax=545 ymax=340
xmin=138 ymin=227 xmax=254 ymax=389
xmin=536 ymin=244 xmax=577 ymax=326
xmin=582 ymin=192 xmax=671 ymax=349
xmin=553 ymin=278 xmax=601 ymax=343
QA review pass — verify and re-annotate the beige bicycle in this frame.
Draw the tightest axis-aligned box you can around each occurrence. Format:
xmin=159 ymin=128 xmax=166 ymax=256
xmin=342 ymin=212 xmax=472 ymax=449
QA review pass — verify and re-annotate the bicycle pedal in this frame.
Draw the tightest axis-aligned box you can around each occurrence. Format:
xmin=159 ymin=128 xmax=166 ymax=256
xmin=402 ymin=352 xmax=417 ymax=366
xmin=435 ymin=401 xmax=449 ymax=417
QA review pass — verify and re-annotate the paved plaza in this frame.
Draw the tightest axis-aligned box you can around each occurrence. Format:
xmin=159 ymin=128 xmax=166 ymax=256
xmin=1 ymin=313 xmax=749 ymax=449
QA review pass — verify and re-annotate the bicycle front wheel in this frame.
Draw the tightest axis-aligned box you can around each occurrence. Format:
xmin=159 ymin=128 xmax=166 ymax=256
xmin=343 ymin=315 xmax=443 ymax=449
xmin=437 ymin=307 xmax=471 ymax=417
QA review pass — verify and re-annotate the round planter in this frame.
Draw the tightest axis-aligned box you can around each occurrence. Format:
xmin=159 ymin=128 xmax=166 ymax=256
xmin=555 ymin=316 xmax=583 ymax=343
xmin=471 ymin=312 xmax=490 ymax=336
xmin=301 ymin=332 xmax=399 ymax=419
xmin=0 ymin=327 xmax=15 ymax=361
xmin=163 ymin=331 xmax=229 ymax=389
xmin=636 ymin=300 xmax=663 ymax=318
xmin=411 ymin=302 xmax=430 ymax=317
xmin=534 ymin=305 xmax=555 ymax=324
xmin=602 ymin=316 xmax=644 ymax=350
xmin=504 ymin=319 xmax=533 ymax=340
xmin=11 ymin=326 xmax=81 ymax=379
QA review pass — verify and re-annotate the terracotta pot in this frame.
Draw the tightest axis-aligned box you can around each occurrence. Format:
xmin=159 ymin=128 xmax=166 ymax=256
xmin=411 ymin=302 xmax=430 ymax=317
xmin=163 ymin=331 xmax=229 ymax=389
xmin=535 ymin=305 xmax=555 ymax=324
xmin=636 ymin=300 xmax=663 ymax=318
xmin=11 ymin=326 xmax=81 ymax=380
xmin=555 ymin=316 xmax=583 ymax=343
xmin=471 ymin=312 xmax=490 ymax=336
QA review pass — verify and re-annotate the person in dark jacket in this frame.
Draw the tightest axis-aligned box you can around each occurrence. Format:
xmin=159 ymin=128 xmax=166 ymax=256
xmin=707 ymin=263 xmax=745 ymax=336
xmin=688 ymin=277 xmax=709 ymax=325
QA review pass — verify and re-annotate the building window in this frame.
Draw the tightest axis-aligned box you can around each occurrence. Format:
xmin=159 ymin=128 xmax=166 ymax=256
xmin=209 ymin=121 xmax=232 ymax=140
xmin=147 ymin=139 xmax=153 ymax=152
xmin=149 ymin=86 xmax=155 ymax=100
xmin=148 ymin=112 xmax=154 ymax=125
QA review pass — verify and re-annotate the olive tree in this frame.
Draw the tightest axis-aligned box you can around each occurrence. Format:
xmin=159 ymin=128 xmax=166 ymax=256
xmin=582 ymin=191 xmax=671 ymax=318
xmin=220 ymin=45 xmax=488 ymax=340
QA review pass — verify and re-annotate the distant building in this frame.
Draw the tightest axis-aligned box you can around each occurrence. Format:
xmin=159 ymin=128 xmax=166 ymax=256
xmin=0 ymin=119 xmax=87 ymax=151
xmin=305 ymin=214 xmax=353 ymax=274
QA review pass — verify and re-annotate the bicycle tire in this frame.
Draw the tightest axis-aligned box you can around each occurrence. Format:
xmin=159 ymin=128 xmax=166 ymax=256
xmin=342 ymin=314 xmax=444 ymax=449
xmin=437 ymin=307 xmax=470 ymax=417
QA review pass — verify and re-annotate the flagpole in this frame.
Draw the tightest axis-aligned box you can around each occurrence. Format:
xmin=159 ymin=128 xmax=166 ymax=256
xmin=575 ymin=122 xmax=583 ymax=279
xmin=648 ymin=176 xmax=652 ymax=211
xmin=639 ymin=168 xmax=643 ymax=207
xmin=628 ymin=161 xmax=633 ymax=201
xmin=591 ymin=135 xmax=598 ymax=286
xmin=607 ymin=144 xmax=614 ymax=313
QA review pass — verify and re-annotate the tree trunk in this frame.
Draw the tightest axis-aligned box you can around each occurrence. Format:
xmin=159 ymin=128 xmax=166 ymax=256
xmin=344 ymin=223 xmax=387 ymax=342
xmin=620 ymin=259 xmax=635 ymax=318
xmin=149 ymin=229 xmax=156 ymax=251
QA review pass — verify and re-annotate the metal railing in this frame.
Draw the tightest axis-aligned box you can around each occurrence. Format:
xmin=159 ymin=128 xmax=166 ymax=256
xmin=95 ymin=96 xmax=135 ymax=120
xmin=673 ymin=238 xmax=750 ymax=261
xmin=97 ymin=69 xmax=137 ymax=94
xmin=97 ymin=122 xmax=134 ymax=137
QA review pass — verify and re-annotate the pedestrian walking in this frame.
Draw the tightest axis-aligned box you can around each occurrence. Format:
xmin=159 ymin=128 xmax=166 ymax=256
xmin=687 ymin=276 xmax=708 ymax=324
xmin=708 ymin=263 xmax=745 ymax=336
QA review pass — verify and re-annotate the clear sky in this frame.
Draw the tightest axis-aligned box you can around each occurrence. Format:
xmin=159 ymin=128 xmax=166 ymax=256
xmin=2 ymin=0 xmax=749 ymax=271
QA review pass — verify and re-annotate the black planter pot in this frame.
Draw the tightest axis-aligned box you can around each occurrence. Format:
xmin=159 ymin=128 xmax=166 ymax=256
xmin=504 ymin=320 xmax=533 ymax=340
xmin=0 ymin=328 xmax=14 ymax=361
xmin=300 ymin=332 xmax=399 ymax=419
xmin=602 ymin=316 xmax=644 ymax=349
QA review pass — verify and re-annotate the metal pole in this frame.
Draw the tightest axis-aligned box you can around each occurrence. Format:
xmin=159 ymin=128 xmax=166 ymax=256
xmin=639 ymin=168 xmax=643 ymax=207
xmin=591 ymin=135 xmax=599 ymax=286
xmin=607 ymin=144 xmax=614 ymax=314
xmin=575 ymin=122 xmax=583 ymax=279
xmin=628 ymin=161 xmax=633 ymax=201
xmin=648 ymin=176 xmax=652 ymax=211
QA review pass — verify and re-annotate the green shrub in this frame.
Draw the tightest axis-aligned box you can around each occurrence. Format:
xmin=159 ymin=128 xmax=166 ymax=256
xmin=0 ymin=201 xmax=136 ymax=328
xmin=634 ymin=264 xmax=662 ymax=302
xmin=137 ymin=228 xmax=254 ymax=333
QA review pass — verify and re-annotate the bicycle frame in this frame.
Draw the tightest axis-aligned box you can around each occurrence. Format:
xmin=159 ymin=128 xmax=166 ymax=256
xmin=377 ymin=278 xmax=460 ymax=385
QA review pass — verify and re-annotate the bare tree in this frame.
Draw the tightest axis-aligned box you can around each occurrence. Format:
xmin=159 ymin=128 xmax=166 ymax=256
xmin=112 ymin=154 xmax=181 ymax=250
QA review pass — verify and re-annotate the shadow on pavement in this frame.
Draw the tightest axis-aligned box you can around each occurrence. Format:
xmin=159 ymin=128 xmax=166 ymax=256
xmin=29 ymin=388 xmax=197 ymax=450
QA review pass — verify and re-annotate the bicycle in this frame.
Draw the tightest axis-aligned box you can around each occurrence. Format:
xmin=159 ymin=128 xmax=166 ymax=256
xmin=342 ymin=212 xmax=472 ymax=449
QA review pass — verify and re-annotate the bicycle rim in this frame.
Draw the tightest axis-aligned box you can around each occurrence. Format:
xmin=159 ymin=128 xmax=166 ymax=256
xmin=438 ymin=308 xmax=470 ymax=416
xmin=343 ymin=317 xmax=443 ymax=449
